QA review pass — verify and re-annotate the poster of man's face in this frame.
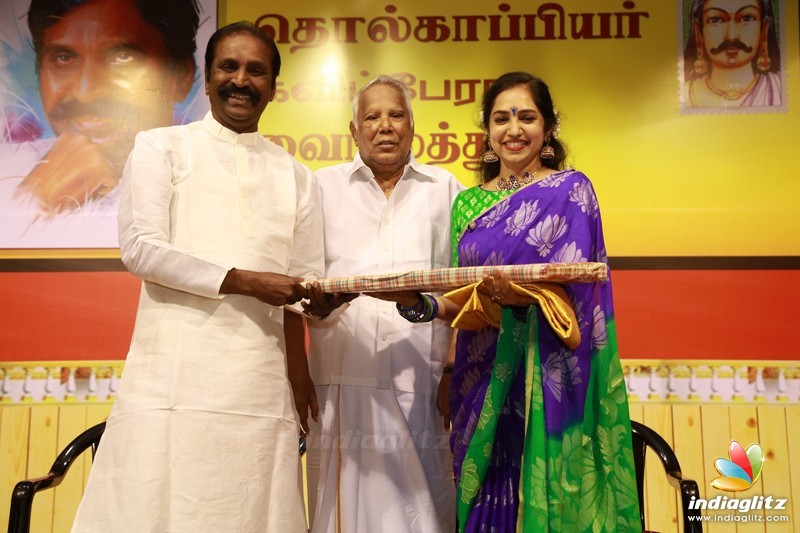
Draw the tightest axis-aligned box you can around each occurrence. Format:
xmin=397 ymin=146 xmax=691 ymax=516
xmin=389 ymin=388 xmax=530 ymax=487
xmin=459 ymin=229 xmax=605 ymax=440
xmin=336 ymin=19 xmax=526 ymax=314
xmin=679 ymin=0 xmax=785 ymax=113
xmin=0 ymin=0 xmax=216 ymax=250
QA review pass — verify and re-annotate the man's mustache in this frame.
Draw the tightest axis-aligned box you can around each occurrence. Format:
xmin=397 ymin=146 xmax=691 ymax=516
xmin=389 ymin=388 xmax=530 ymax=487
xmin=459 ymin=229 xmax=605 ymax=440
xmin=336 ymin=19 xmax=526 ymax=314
xmin=219 ymin=84 xmax=260 ymax=103
xmin=48 ymin=97 xmax=129 ymax=122
xmin=710 ymin=40 xmax=754 ymax=55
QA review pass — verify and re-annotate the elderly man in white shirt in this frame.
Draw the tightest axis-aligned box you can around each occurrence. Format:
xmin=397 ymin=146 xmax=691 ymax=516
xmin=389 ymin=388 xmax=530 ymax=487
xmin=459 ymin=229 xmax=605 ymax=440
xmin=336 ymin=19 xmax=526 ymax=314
xmin=301 ymin=75 xmax=463 ymax=533
xmin=72 ymin=22 xmax=318 ymax=533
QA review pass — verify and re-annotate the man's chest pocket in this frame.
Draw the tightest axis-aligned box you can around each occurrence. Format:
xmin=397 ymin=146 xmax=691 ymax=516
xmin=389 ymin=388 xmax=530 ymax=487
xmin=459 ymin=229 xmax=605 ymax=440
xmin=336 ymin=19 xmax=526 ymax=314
xmin=395 ymin=222 xmax=448 ymax=268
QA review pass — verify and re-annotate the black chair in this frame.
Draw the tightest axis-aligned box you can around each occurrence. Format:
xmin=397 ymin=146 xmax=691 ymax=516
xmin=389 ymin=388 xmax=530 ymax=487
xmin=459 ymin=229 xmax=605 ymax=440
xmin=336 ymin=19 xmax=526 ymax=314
xmin=630 ymin=420 xmax=703 ymax=532
xmin=8 ymin=421 xmax=106 ymax=533
xmin=7 ymin=423 xmax=308 ymax=533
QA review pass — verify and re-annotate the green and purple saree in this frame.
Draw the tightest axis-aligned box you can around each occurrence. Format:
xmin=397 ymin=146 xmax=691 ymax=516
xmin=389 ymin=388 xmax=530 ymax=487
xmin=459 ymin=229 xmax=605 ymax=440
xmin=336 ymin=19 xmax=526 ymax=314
xmin=449 ymin=169 xmax=641 ymax=532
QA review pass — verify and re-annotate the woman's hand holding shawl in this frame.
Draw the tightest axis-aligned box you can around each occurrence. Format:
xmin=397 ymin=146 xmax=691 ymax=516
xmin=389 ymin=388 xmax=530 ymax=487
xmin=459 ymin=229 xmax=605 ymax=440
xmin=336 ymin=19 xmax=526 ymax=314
xmin=445 ymin=269 xmax=581 ymax=349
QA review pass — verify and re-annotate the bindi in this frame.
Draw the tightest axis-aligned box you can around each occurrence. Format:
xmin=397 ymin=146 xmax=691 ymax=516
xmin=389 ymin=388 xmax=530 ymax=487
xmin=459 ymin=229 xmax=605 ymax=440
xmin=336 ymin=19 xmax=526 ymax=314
xmin=510 ymin=105 xmax=518 ymax=117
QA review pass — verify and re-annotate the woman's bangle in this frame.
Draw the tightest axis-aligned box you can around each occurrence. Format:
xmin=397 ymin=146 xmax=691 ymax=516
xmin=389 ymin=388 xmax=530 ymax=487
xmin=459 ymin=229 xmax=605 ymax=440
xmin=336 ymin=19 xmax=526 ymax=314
xmin=428 ymin=294 xmax=439 ymax=320
xmin=397 ymin=293 xmax=437 ymax=323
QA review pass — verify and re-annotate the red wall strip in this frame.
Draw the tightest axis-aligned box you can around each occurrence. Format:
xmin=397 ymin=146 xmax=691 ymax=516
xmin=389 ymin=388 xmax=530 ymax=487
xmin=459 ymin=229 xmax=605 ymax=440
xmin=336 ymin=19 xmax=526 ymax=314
xmin=0 ymin=270 xmax=797 ymax=361
xmin=0 ymin=272 xmax=139 ymax=361
xmin=613 ymin=270 xmax=799 ymax=360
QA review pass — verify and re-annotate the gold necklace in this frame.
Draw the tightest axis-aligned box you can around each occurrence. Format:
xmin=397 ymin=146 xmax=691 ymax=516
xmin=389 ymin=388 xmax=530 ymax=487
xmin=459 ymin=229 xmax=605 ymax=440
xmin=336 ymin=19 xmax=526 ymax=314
xmin=496 ymin=169 xmax=544 ymax=191
xmin=704 ymin=75 xmax=758 ymax=101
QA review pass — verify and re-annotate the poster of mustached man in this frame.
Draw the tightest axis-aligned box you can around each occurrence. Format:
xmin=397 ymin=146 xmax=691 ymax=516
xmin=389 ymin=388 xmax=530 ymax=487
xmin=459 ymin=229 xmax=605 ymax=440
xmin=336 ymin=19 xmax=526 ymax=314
xmin=0 ymin=0 xmax=218 ymax=250
xmin=680 ymin=0 xmax=786 ymax=114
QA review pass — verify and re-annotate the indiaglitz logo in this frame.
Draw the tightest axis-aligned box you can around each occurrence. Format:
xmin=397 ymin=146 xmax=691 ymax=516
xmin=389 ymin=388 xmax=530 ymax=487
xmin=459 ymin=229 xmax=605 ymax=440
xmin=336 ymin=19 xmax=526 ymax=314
xmin=711 ymin=440 xmax=764 ymax=492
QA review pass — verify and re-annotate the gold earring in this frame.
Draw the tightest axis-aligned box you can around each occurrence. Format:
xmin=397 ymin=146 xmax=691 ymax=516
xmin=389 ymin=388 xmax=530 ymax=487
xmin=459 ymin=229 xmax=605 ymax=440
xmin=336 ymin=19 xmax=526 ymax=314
xmin=540 ymin=139 xmax=555 ymax=160
xmin=693 ymin=54 xmax=709 ymax=76
xmin=756 ymin=42 xmax=771 ymax=72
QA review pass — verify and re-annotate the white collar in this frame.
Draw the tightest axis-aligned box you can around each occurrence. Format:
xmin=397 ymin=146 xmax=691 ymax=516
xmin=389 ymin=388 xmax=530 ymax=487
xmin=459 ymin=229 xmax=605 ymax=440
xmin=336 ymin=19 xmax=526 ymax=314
xmin=346 ymin=152 xmax=435 ymax=183
xmin=202 ymin=111 xmax=261 ymax=146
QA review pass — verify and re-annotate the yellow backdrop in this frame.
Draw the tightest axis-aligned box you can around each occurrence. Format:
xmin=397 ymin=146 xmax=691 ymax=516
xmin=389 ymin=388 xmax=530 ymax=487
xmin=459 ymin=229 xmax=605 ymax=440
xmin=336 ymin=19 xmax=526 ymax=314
xmin=220 ymin=0 xmax=800 ymax=257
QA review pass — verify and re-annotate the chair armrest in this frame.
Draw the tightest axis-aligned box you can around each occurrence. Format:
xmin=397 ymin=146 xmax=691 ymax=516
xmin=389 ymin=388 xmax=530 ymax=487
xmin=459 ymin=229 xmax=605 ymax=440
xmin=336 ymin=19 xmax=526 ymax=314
xmin=7 ymin=422 xmax=105 ymax=533
xmin=630 ymin=421 xmax=705 ymax=531
xmin=680 ymin=478 xmax=703 ymax=532
xmin=632 ymin=422 xmax=681 ymax=474
xmin=8 ymin=475 xmax=60 ymax=533
xmin=48 ymin=422 xmax=106 ymax=477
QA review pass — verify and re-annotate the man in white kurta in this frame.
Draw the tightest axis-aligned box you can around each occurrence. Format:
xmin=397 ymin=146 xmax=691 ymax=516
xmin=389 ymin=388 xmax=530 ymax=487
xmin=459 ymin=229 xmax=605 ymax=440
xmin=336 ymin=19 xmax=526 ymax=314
xmin=72 ymin=24 xmax=317 ymax=532
xmin=304 ymin=76 xmax=463 ymax=533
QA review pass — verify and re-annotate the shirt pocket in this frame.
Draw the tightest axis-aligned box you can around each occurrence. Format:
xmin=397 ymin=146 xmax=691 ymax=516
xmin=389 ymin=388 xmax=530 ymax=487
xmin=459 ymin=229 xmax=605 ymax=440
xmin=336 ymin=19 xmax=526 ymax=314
xmin=395 ymin=222 xmax=449 ymax=269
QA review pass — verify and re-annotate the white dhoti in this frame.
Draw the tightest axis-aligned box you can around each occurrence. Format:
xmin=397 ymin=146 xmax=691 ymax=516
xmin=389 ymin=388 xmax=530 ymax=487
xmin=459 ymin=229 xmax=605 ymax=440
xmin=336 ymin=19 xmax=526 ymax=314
xmin=72 ymin=114 xmax=321 ymax=533
xmin=306 ymin=385 xmax=455 ymax=533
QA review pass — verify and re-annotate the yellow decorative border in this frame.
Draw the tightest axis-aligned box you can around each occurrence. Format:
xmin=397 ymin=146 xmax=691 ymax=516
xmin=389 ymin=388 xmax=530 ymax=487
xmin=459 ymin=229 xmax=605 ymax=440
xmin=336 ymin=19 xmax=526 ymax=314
xmin=1 ymin=361 xmax=123 ymax=404
xmin=0 ymin=248 xmax=120 ymax=259
xmin=1 ymin=359 xmax=798 ymax=405
xmin=622 ymin=359 xmax=800 ymax=404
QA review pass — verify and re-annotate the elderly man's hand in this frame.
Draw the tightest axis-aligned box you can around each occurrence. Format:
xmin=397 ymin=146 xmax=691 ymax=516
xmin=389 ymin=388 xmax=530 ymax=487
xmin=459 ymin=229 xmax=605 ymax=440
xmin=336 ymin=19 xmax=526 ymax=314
xmin=436 ymin=371 xmax=452 ymax=431
xmin=15 ymin=134 xmax=118 ymax=216
xmin=285 ymin=311 xmax=319 ymax=434
xmin=288 ymin=365 xmax=318 ymax=434
xmin=302 ymin=281 xmax=357 ymax=319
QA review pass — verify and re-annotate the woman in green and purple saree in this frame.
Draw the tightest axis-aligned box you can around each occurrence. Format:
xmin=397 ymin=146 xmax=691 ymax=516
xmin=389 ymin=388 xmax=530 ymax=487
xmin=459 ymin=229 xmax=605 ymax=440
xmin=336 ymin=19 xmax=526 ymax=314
xmin=385 ymin=71 xmax=641 ymax=532
xmin=447 ymin=71 xmax=641 ymax=532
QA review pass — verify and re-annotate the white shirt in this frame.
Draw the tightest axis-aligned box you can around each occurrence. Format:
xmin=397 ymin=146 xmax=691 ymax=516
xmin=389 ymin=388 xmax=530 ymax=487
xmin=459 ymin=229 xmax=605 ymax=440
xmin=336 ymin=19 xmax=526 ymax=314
xmin=118 ymin=111 xmax=322 ymax=297
xmin=73 ymin=112 xmax=319 ymax=532
xmin=308 ymin=153 xmax=464 ymax=393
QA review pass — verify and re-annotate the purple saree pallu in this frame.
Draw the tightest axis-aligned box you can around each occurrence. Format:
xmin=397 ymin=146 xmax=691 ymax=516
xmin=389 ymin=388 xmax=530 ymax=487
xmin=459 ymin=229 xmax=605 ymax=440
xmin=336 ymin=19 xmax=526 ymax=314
xmin=449 ymin=169 xmax=640 ymax=532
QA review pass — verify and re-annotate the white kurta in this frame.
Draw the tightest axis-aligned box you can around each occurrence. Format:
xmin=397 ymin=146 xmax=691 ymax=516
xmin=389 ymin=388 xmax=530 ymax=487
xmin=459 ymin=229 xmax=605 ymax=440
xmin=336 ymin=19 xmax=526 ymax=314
xmin=72 ymin=112 xmax=322 ymax=533
xmin=306 ymin=155 xmax=463 ymax=533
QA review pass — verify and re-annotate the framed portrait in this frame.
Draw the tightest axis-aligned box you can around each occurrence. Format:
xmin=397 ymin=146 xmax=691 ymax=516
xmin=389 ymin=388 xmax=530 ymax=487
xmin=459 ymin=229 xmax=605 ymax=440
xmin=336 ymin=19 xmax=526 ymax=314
xmin=0 ymin=0 xmax=218 ymax=255
xmin=679 ymin=0 xmax=786 ymax=114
